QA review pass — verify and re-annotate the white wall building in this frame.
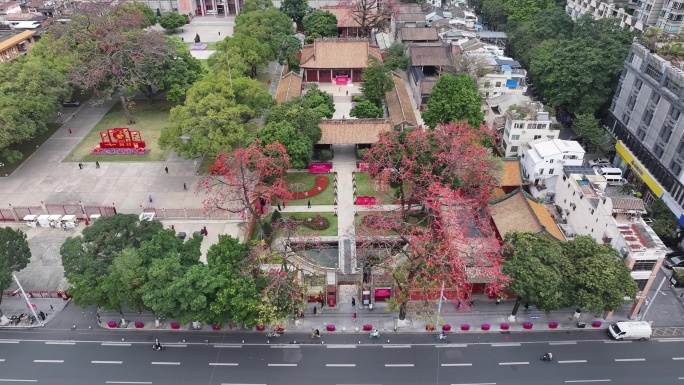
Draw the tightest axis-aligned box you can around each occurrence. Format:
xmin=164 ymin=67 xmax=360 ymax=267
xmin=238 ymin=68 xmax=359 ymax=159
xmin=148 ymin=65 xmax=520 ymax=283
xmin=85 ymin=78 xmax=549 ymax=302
xmin=554 ymin=169 xmax=667 ymax=318
xmin=478 ymin=65 xmax=527 ymax=97
xmin=566 ymin=0 xmax=646 ymax=32
xmin=520 ymin=139 xmax=585 ymax=196
xmin=501 ymin=104 xmax=558 ymax=157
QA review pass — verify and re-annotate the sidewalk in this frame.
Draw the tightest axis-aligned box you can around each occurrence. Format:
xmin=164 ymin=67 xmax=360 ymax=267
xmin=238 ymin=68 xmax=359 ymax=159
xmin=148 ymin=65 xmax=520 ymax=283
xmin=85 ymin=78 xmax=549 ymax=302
xmin=0 ymin=297 xmax=70 ymax=328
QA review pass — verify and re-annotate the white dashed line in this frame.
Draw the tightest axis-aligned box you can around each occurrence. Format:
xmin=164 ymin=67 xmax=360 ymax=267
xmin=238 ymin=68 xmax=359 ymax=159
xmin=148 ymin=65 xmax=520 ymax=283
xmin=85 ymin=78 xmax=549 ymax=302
xmin=269 ymin=345 xmax=300 ymax=349
xmin=214 ymin=345 xmax=242 ymax=348
xmin=105 ymin=382 xmax=153 ymax=384
xmin=491 ymin=343 xmax=520 ymax=347
xmin=614 ymin=358 xmax=645 ymax=362
xmin=498 ymin=362 xmax=529 ymax=365
xmin=45 ymin=342 xmax=75 ymax=345
xmin=564 ymin=380 xmax=611 ymax=383
xmin=33 ymin=360 xmax=64 ymax=363
xmin=102 ymin=343 xmax=131 ymax=347
xmin=0 ymin=380 xmax=37 ymax=383
xmin=382 ymin=345 xmax=411 ymax=348
xmin=384 ymin=364 xmax=414 ymax=367
xmin=558 ymin=360 xmax=588 ymax=364
xmin=0 ymin=341 xmax=19 ymax=344
xmin=326 ymin=364 xmax=356 ymax=367
xmin=92 ymin=361 xmax=123 ymax=364
xmin=327 ymin=345 xmax=356 ymax=349
xmin=209 ymin=363 xmax=239 ymax=366
xmin=267 ymin=363 xmax=297 ymax=367
xmin=441 ymin=363 xmax=473 ymax=367
xmin=436 ymin=344 xmax=468 ymax=348
xmin=550 ymin=342 xmax=577 ymax=345
xmin=151 ymin=362 xmax=180 ymax=365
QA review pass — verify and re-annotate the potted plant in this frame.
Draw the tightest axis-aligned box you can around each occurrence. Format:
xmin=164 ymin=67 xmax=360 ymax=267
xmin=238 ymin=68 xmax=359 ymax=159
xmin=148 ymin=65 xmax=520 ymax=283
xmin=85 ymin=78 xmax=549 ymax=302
xmin=212 ymin=324 xmax=221 ymax=331
xmin=481 ymin=323 xmax=491 ymax=331
xmin=134 ymin=321 xmax=144 ymax=329
xmin=170 ymin=321 xmax=180 ymax=330
xmin=523 ymin=322 xmax=533 ymax=330
xmin=460 ymin=324 xmax=469 ymax=331
xmin=592 ymin=320 xmax=602 ymax=328
xmin=107 ymin=320 xmax=117 ymax=328
xmin=500 ymin=323 xmax=510 ymax=330
xmin=426 ymin=324 xmax=435 ymax=331
xmin=363 ymin=324 xmax=373 ymax=331
xmin=548 ymin=322 xmax=559 ymax=329
xmin=326 ymin=324 xmax=336 ymax=331
xmin=256 ymin=325 xmax=266 ymax=331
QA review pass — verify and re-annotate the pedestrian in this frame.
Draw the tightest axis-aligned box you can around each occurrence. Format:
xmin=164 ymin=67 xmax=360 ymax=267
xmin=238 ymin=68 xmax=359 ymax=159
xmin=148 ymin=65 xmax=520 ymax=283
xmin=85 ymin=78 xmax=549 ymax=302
xmin=78 ymin=162 xmax=83 ymax=169
xmin=183 ymin=183 xmax=187 ymax=191
xmin=203 ymin=226 xmax=208 ymax=236
xmin=164 ymin=166 xmax=168 ymax=174
xmin=457 ymin=300 xmax=461 ymax=310
xmin=181 ymin=37 xmax=184 ymax=42
xmin=148 ymin=194 xmax=153 ymax=203
xmin=50 ymin=305 xmax=53 ymax=310
xmin=313 ymin=306 xmax=317 ymax=315
xmin=277 ymin=203 xmax=281 ymax=211
xmin=282 ymin=202 xmax=286 ymax=208
xmin=308 ymin=200 xmax=311 ymax=208
xmin=346 ymin=90 xmax=349 ymax=96
xmin=62 ymin=222 xmax=67 ymax=231
xmin=95 ymin=161 xmax=100 ymax=169
xmin=171 ymin=224 xmax=175 ymax=234
xmin=218 ymin=31 xmax=220 ymax=35
xmin=496 ymin=297 xmax=500 ymax=305
xmin=352 ymin=297 xmax=356 ymax=307
xmin=320 ymin=296 xmax=325 ymax=308
xmin=353 ymin=313 xmax=357 ymax=322
xmin=469 ymin=298 xmax=474 ymax=307
xmin=300 ymin=310 xmax=305 ymax=318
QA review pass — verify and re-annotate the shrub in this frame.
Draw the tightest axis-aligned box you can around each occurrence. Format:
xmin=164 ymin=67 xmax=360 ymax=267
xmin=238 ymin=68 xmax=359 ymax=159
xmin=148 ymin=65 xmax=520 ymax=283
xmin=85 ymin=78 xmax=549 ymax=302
xmin=523 ymin=322 xmax=533 ymax=329
xmin=134 ymin=321 xmax=144 ymax=328
xmin=107 ymin=320 xmax=117 ymax=328
xmin=301 ymin=215 xmax=330 ymax=230
xmin=319 ymin=150 xmax=333 ymax=161
xmin=549 ymin=322 xmax=559 ymax=328
xmin=170 ymin=321 xmax=180 ymax=329
xmin=261 ymin=221 xmax=274 ymax=240
xmin=592 ymin=320 xmax=602 ymax=327
xmin=481 ymin=323 xmax=491 ymax=330
xmin=271 ymin=210 xmax=282 ymax=225
xmin=361 ymin=214 xmax=399 ymax=231
xmin=357 ymin=148 xmax=367 ymax=159
xmin=500 ymin=323 xmax=510 ymax=330
xmin=459 ymin=324 xmax=469 ymax=331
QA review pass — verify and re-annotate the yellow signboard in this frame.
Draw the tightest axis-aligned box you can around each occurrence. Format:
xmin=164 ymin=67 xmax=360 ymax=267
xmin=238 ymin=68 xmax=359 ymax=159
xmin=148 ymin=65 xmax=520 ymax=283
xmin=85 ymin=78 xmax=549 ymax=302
xmin=615 ymin=141 xmax=664 ymax=198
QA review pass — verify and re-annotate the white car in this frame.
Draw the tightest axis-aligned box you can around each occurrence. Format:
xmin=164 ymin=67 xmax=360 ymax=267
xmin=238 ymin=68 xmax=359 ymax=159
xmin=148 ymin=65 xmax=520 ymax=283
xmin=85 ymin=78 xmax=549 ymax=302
xmin=588 ymin=158 xmax=611 ymax=167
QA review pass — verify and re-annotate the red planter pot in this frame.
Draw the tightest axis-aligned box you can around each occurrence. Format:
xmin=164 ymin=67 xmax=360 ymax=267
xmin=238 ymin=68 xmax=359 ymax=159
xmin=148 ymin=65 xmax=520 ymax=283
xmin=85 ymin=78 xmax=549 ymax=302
xmin=171 ymin=324 xmax=180 ymax=330
xmin=135 ymin=324 xmax=144 ymax=329
xmin=549 ymin=322 xmax=558 ymax=329
xmin=363 ymin=325 xmax=373 ymax=331
xmin=481 ymin=324 xmax=491 ymax=331
xmin=523 ymin=324 xmax=533 ymax=330
xmin=326 ymin=324 xmax=336 ymax=332
xmin=500 ymin=324 xmax=510 ymax=330
xmin=442 ymin=325 xmax=452 ymax=331
xmin=212 ymin=325 xmax=221 ymax=331
xmin=592 ymin=321 xmax=602 ymax=328
xmin=107 ymin=323 xmax=117 ymax=329
xmin=256 ymin=325 xmax=266 ymax=331
xmin=460 ymin=325 xmax=469 ymax=331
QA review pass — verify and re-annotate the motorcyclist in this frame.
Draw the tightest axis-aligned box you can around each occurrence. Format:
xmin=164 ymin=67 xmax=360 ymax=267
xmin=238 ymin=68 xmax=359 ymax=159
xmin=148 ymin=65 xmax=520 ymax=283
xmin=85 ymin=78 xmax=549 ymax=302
xmin=310 ymin=329 xmax=320 ymax=338
xmin=439 ymin=331 xmax=446 ymax=340
xmin=544 ymin=352 xmax=553 ymax=361
xmin=154 ymin=339 xmax=163 ymax=350
xmin=370 ymin=329 xmax=380 ymax=337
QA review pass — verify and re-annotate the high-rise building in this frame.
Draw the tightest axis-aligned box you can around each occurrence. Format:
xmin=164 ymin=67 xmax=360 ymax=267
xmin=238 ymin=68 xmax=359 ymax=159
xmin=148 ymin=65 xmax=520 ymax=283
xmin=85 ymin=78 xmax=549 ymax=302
xmin=566 ymin=0 xmax=684 ymax=33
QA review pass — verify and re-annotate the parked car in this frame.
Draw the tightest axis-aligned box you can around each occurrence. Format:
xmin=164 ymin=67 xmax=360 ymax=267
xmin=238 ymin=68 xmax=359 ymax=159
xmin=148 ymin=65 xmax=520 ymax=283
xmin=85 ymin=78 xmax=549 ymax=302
xmin=588 ymin=158 xmax=611 ymax=167
xmin=62 ymin=100 xmax=80 ymax=107
xmin=663 ymin=256 xmax=684 ymax=269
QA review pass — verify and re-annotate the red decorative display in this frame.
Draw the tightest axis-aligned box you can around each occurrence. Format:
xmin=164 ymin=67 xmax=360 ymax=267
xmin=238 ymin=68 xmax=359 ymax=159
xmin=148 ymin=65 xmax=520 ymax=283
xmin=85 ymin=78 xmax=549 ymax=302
xmin=309 ymin=163 xmax=332 ymax=173
xmin=99 ymin=128 xmax=146 ymax=149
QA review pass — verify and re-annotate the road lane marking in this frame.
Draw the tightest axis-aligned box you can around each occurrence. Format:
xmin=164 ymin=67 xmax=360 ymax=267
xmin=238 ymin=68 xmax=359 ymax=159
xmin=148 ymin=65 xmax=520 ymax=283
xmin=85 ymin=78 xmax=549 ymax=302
xmin=491 ymin=343 xmax=520 ymax=347
xmin=0 ymin=341 xmax=19 ymax=344
xmin=565 ymin=380 xmax=611 ymax=383
xmin=498 ymin=362 xmax=529 ymax=365
xmin=614 ymin=358 xmax=645 ymax=362
xmin=102 ymin=343 xmax=131 ymax=346
xmin=267 ymin=363 xmax=297 ymax=367
xmin=441 ymin=363 xmax=473 ymax=366
xmin=385 ymin=364 xmax=414 ymax=367
xmin=209 ymin=363 xmax=239 ymax=366
xmin=270 ymin=345 xmax=300 ymax=349
xmin=0 ymin=381 xmax=37 ymax=383
xmin=105 ymin=382 xmax=153 ymax=384
xmin=151 ymin=362 xmax=180 ymax=365
xmin=559 ymin=360 xmax=588 ymax=364
xmin=550 ymin=342 xmax=577 ymax=345
xmin=221 ymin=383 xmax=267 ymax=385
xmin=326 ymin=364 xmax=356 ymax=367
xmin=0 ymin=359 xmax=4 ymax=362
xmin=327 ymin=345 xmax=356 ymax=349
xmin=451 ymin=383 xmax=496 ymax=385
xmin=165 ymin=344 xmax=186 ymax=348
xmin=382 ymin=345 xmax=411 ymax=348
xmin=214 ymin=345 xmax=242 ymax=348
xmin=436 ymin=344 xmax=467 ymax=348
xmin=673 ymin=357 xmax=684 ymax=360
xmin=659 ymin=338 xmax=684 ymax=342
xmin=604 ymin=341 xmax=631 ymax=344
xmin=33 ymin=360 xmax=64 ymax=363
xmin=92 ymin=361 xmax=123 ymax=364
xmin=45 ymin=341 xmax=75 ymax=345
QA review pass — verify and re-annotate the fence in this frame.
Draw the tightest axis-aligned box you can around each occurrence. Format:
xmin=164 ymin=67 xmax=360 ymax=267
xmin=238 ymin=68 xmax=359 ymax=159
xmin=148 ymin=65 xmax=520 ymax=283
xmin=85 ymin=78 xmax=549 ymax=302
xmin=2 ymin=290 xmax=67 ymax=298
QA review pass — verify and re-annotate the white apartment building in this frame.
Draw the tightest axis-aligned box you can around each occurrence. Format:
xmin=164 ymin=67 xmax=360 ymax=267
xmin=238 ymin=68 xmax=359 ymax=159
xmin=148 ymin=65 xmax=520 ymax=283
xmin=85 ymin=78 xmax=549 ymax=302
xmin=520 ymin=139 xmax=585 ymax=197
xmin=554 ymin=168 xmax=667 ymax=318
xmin=501 ymin=104 xmax=558 ymax=157
xmin=566 ymin=0 xmax=646 ymax=32
xmin=477 ymin=65 xmax=527 ymax=98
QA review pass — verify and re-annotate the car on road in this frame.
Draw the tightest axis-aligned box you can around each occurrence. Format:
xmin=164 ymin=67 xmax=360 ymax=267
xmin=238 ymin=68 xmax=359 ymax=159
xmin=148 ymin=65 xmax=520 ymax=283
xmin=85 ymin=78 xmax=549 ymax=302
xmin=663 ymin=255 xmax=684 ymax=269
xmin=62 ymin=100 xmax=80 ymax=107
xmin=588 ymin=158 xmax=611 ymax=167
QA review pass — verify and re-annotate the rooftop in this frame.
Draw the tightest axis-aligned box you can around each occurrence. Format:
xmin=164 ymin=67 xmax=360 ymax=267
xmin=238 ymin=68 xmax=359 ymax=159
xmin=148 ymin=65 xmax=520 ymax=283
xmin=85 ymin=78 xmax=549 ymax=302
xmin=321 ymin=7 xmax=362 ymax=28
xmin=0 ymin=30 xmax=35 ymax=52
xmin=500 ymin=158 xmax=525 ymax=187
xmin=400 ymin=27 xmax=439 ymax=41
xmin=318 ymin=119 xmax=392 ymax=144
xmin=300 ymin=39 xmax=382 ymax=69
xmin=409 ymin=45 xmax=450 ymax=67
xmin=275 ymin=72 xmax=302 ymax=105
xmin=489 ymin=188 xmax=565 ymax=242
xmin=385 ymin=74 xmax=418 ymax=128
xmin=528 ymin=138 xmax=585 ymax=158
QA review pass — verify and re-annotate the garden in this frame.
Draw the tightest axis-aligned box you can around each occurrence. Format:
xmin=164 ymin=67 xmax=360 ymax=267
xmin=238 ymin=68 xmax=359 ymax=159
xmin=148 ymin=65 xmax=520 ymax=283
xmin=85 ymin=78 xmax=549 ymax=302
xmin=285 ymin=173 xmax=334 ymax=205
xmin=65 ymin=101 xmax=174 ymax=162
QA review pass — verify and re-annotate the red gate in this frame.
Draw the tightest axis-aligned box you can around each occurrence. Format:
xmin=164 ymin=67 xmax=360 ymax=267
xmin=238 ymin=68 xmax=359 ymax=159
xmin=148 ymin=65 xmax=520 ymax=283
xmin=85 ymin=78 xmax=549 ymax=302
xmin=11 ymin=206 xmax=42 ymax=220
xmin=0 ymin=207 xmax=16 ymax=221
xmin=45 ymin=204 xmax=82 ymax=216
xmin=83 ymin=206 xmax=117 ymax=218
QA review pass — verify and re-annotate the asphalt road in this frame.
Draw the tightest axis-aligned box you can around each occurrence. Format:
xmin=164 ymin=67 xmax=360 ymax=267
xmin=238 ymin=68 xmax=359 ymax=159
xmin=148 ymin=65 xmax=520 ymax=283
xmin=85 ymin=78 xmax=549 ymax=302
xmin=1 ymin=331 xmax=684 ymax=385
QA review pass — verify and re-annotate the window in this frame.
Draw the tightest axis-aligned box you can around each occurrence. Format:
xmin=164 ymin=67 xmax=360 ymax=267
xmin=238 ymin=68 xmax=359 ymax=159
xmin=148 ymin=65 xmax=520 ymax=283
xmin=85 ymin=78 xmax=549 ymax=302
xmin=646 ymin=3 xmax=652 ymax=10
xmin=511 ymin=135 xmax=520 ymax=140
xmin=514 ymin=123 xmax=525 ymax=129
xmin=638 ymin=128 xmax=647 ymax=140
xmin=650 ymin=91 xmax=661 ymax=105
xmin=635 ymin=279 xmax=649 ymax=291
xmin=642 ymin=109 xmax=654 ymax=126
xmin=549 ymin=169 xmax=555 ymax=174
xmin=549 ymin=159 xmax=554 ymax=164
xmin=659 ymin=122 xmax=674 ymax=142
xmin=646 ymin=64 xmax=664 ymax=82
xmin=677 ymin=140 xmax=684 ymax=158
xmin=632 ymin=260 xmax=657 ymax=271
xmin=670 ymin=106 xmax=682 ymax=121
xmin=510 ymin=145 xmax=518 ymax=153
xmin=627 ymin=94 xmax=637 ymax=110
xmin=634 ymin=78 xmax=643 ymax=90
xmin=654 ymin=144 xmax=665 ymax=158
xmin=539 ymin=169 xmax=544 ymax=174
xmin=623 ymin=112 xmax=631 ymax=125
xmin=671 ymin=160 xmax=682 ymax=175
xmin=495 ymin=82 xmax=501 ymax=87
xmin=534 ymin=135 xmax=542 ymax=140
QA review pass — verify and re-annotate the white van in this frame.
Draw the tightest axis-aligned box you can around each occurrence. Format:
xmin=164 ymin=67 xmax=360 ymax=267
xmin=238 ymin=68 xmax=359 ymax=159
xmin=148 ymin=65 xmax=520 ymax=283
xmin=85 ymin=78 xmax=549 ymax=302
xmin=597 ymin=167 xmax=623 ymax=183
xmin=608 ymin=321 xmax=652 ymax=341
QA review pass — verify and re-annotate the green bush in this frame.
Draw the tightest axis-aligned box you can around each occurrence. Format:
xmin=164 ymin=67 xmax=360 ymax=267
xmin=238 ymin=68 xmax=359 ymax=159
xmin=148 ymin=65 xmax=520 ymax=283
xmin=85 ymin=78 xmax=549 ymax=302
xmin=319 ymin=150 xmax=333 ymax=161
xmin=271 ymin=209 xmax=282 ymax=225
xmin=261 ymin=221 xmax=274 ymax=241
xmin=357 ymin=148 xmax=367 ymax=159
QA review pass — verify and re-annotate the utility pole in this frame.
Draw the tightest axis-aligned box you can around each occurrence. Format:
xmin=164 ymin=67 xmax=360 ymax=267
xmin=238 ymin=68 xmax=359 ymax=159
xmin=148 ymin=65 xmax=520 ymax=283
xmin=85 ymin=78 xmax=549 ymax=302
xmin=436 ymin=281 xmax=445 ymax=327
xmin=13 ymin=274 xmax=44 ymax=327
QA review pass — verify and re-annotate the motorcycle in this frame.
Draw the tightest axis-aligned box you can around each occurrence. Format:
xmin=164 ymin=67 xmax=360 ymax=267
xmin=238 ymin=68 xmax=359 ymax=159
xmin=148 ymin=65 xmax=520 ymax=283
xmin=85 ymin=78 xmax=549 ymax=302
xmin=541 ymin=353 xmax=554 ymax=361
xmin=437 ymin=333 xmax=447 ymax=341
xmin=266 ymin=332 xmax=281 ymax=338
xmin=369 ymin=331 xmax=380 ymax=339
xmin=152 ymin=344 xmax=165 ymax=351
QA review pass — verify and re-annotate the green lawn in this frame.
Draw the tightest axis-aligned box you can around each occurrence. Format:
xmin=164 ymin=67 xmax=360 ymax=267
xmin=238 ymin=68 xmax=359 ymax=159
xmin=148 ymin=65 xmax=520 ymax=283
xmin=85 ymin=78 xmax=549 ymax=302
xmin=286 ymin=173 xmax=334 ymax=205
xmin=0 ymin=123 xmax=62 ymax=176
xmin=355 ymin=211 xmax=427 ymax=235
xmin=354 ymin=172 xmax=400 ymax=201
xmin=256 ymin=211 xmax=338 ymax=238
xmin=65 ymin=101 xmax=175 ymax=162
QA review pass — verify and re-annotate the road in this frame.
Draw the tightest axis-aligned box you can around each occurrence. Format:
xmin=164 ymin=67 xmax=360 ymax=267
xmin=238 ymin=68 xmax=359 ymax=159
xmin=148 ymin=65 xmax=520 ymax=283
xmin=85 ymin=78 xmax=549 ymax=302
xmin=1 ymin=330 xmax=683 ymax=385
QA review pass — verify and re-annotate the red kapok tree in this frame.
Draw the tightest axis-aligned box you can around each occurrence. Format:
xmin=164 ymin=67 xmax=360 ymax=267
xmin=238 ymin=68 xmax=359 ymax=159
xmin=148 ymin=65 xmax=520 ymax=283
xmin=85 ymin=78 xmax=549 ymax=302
xmin=202 ymin=140 xmax=292 ymax=239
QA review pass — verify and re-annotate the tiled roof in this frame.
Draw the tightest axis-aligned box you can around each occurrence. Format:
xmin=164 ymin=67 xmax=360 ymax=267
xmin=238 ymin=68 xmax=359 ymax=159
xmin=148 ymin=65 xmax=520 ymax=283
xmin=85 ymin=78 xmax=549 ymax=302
xmin=385 ymin=74 xmax=418 ymax=128
xmin=0 ymin=30 xmax=34 ymax=52
xmin=5 ymin=13 xmax=44 ymax=21
xmin=396 ymin=12 xmax=425 ymax=22
xmin=275 ymin=72 xmax=302 ymax=105
xmin=489 ymin=188 xmax=565 ymax=241
xmin=398 ymin=4 xmax=422 ymax=13
xmin=400 ymin=27 xmax=438 ymax=41
xmin=0 ymin=1 xmax=19 ymax=11
xmin=410 ymin=45 xmax=450 ymax=67
xmin=500 ymin=158 xmax=524 ymax=187
xmin=300 ymin=39 xmax=382 ymax=69
xmin=611 ymin=197 xmax=647 ymax=213
xmin=319 ymin=119 xmax=392 ymax=144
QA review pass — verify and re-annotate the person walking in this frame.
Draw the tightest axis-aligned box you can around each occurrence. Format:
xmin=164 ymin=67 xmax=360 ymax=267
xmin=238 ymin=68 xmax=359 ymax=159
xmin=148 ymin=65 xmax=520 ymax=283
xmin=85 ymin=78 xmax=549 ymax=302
xmin=183 ymin=183 xmax=187 ymax=191
xmin=164 ymin=167 xmax=169 ymax=174
xmin=457 ymin=300 xmax=461 ymax=310
xmin=307 ymin=200 xmax=311 ymax=209
xmin=68 ymin=127 xmax=72 ymax=134
xmin=78 ymin=162 xmax=83 ymax=170
xmin=469 ymin=298 xmax=475 ymax=307
xmin=148 ymin=195 xmax=153 ymax=203
xmin=352 ymin=297 xmax=356 ymax=307
xmin=496 ymin=297 xmax=501 ymax=305
xmin=277 ymin=203 xmax=281 ymax=211
xmin=352 ymin=313 xmax=357 ymax=322
xmin=313 ymin=306 xmax=317 ymax=315
xmin=95 ymin=161 xmax=100 ymax=169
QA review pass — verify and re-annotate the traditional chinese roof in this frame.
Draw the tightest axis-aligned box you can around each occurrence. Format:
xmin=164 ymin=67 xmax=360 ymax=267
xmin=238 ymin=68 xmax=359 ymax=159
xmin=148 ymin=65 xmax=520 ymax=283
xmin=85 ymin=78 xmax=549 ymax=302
xmin=275 ymin=72 xmax=302 ymax=105
xmin=0 ymin=30 xmax=35 ymax=52
xmin=500 ymin=158 xmax=526 ymax=187
xmin=301 ymin=39 xmax=382 ymax=69
xmin=5 ymin=13 xmax=44 ymax=21
xmin=319 ymin=119 xmax=392 ymax=144
xmin=489 ymin=188 xmax=565 ymax=241
xmin=385 ymin=74 xmax=418 ymax=128
xmin=400 ymin=27 xmax=438 ymax=42
xmin=410 ymin=45 xmax=450 ymax=67
xmin=0 ymin=1 xmax=19 ymax=12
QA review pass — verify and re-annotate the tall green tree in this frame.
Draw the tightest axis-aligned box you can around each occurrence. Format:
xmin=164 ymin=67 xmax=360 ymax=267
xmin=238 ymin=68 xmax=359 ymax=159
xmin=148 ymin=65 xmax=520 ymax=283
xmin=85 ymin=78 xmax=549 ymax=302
xmin=508 ymin=7 xmax=575 ymax=68
xmin=360 ymin=57 xmax=394 ymax=107
xmin=503 ymin=0 xmax=553 ymax=23
xmin=266 ymin=98 xmax=324 ymax=144
xmin=302 ymin=86 xmax=335 ymax=118
xmin=158 ymin=12 xmax=188 ymax=30
xmin=422 ymin=73 xmax=483 ymax=129
xmin=234 ymin=8 xmax=294 ymax=56
xmin=241 ymin=0 xmax=274 ymax=13
xmin=256 ymin=121 xmax=313 ymax=169
xmin=281 ymin=0 xmax=308 ymax=29
xmin=275 ymin=34 xmax=303 ymax=72
xmin=383 ymin=42 xmax=409 ymax=71
xmin=502 ymin=232 xmax=571 ymax=319
xmin=210 ymin=35 xmax=273 ymax=78
xmin=564 ymin=236 xmax=639 ymax=314
xmin=303 ymin=10 xmax=338 ymax=43
xmin=0 ymin=227 xmax=31 ymax=313
xmin=350 ymin=99 xmax=383 ymax=118
xmin=572 ymin=113 xmax=614 ymax=153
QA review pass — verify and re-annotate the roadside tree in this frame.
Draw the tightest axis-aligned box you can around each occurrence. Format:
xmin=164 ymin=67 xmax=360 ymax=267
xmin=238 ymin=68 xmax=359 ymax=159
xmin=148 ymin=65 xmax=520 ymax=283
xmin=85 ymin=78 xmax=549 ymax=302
xmin=159 ymin=12 xmax=188 ymax=31
xmin=572 ymin=113 xmax=614 ymax=153
xmin=302 ymin=86 xmax=335 ymax=118
xmin=281 ymin=0 xmax=308 ymax=29
xmin=383 ymin=42 xmax=409 ymax=71
xmin=266 ymin=99 xmax=324 ymax=144
xmin=210 ymin=35 xmax=273 ymax=78
xmin=275 ymin=34 xmax=303 ymax=72
xmin=234 ymin=8 xmax=294 ymax=56
xmin=0 ymin=227 xmax=31 ymax=314
xmin=421 ymin=73 xmax=483 ymax=128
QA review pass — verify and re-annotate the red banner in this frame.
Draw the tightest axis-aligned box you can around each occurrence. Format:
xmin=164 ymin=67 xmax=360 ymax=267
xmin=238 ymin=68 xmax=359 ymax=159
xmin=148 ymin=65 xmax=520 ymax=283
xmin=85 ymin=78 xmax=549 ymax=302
xmin=309 ymin=163 xmax=332 ymax=174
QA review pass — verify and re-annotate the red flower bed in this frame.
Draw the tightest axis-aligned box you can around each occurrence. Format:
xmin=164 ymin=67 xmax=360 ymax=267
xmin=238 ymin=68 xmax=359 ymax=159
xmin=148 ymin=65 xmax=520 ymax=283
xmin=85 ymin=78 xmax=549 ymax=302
xmin=326 ymin=324 xmax=336 ymax=331
xmin=481 ymin=324 xmax=491 ymax=331
xmin=426 ymin=325 xmax=435 ymax=331
xmin=256 ymin=325 xmax=266 ymax=331
xmin=212 ymin=324 xmax=221 ymax=331
xmin=443 ymin=324 xmax=452 ymax=331
xmin=292 ymin=175 xmax=329 ymax=199
xmin=363 ymin=324 xmax=373 ymax=331
xmin=500 ymin=323 xmax=510 ymax=330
